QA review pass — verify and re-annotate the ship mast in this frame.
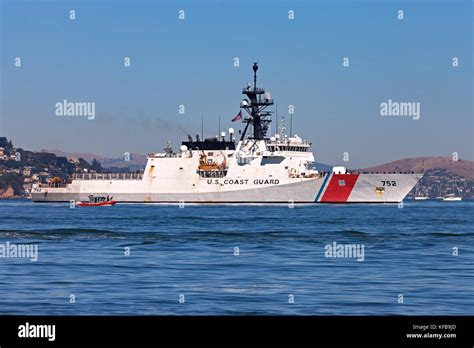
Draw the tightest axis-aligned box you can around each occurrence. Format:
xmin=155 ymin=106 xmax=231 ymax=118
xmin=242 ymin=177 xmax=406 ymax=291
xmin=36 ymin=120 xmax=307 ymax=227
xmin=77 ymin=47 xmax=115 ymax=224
xmin=240 ymin=63 xmax=274 ymax=140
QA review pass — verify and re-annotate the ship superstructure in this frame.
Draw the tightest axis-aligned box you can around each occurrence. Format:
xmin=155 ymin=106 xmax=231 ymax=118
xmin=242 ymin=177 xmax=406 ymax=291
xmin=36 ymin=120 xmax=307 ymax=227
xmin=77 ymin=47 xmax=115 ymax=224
xmin=32 ymin=64 xmax=421 ymax=203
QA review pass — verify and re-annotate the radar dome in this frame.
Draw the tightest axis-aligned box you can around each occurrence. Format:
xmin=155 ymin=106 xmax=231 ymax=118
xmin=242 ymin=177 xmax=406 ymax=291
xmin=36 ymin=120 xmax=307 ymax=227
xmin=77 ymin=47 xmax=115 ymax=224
xmin=240 ymin=99 xmax=249 ymax=107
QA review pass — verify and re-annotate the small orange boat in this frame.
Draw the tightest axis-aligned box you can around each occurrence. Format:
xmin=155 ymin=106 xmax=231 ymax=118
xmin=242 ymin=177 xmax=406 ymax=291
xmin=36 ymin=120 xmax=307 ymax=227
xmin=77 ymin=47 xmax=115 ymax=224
xmin=76 ymin=195 xmax=117 ymax=207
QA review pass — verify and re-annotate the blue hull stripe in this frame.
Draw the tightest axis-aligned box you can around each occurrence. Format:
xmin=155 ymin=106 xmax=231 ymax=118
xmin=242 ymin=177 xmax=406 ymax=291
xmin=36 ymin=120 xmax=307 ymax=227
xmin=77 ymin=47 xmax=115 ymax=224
xmin=315 ymin=174 xmax=331 ymax=202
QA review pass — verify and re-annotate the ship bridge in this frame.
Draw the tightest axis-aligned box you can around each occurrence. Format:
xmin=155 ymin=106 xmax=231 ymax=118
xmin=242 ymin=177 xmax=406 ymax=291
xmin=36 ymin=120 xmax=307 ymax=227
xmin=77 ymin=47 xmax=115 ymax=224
xmin=265 ymin=134 xmax=311 ymax=153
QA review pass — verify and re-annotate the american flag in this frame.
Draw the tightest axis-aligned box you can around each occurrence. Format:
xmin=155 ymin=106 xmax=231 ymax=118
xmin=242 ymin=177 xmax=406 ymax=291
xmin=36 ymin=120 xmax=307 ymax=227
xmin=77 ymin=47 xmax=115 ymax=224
xmin=231 ymin=111 xmax=243 ymax=122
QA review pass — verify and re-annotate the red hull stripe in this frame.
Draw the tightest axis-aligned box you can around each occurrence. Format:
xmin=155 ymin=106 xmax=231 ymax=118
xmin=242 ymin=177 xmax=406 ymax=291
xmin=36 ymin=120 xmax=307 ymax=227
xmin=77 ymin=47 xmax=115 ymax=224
xmin=320 ymin=174 xmax=359 ymax=202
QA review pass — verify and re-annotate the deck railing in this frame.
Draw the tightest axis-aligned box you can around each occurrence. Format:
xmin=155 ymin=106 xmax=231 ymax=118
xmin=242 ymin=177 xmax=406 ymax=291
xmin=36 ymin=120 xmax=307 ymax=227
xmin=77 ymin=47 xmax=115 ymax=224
xmin=71 ymin=172 xmax=143 ymax=180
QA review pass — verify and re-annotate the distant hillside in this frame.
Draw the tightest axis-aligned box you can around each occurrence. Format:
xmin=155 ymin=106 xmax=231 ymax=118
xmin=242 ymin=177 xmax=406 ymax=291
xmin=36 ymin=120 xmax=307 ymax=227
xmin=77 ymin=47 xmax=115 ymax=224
xmin=1 ymin=138 xmax=102 ymax=197
xmin=42 ymin=149 xmax=108 ymax=163
xmin=43 ymin=149 xmax=147 ymax=170
xmin=361 ymin=157 xmax=474 ymax=180
xmin=0 ymin=137 xmax=14 ymax=150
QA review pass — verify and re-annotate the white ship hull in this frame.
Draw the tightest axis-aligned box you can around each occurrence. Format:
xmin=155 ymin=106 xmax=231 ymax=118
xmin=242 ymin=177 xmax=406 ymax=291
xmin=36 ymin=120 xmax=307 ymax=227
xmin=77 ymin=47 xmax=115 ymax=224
xmin=31 ymin=64 xmax=422 ymax=204
xmin=32 ymin=171 xmax=420 ymax=204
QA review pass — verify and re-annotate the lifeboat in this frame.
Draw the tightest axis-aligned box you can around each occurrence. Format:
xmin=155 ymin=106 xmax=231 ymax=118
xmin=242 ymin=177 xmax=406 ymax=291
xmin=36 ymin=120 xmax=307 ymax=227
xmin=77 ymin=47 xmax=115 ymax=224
xmin=48 ymin=176 xmax=65 ymax=188
xmin=198 ymin=152 xmax=227 ymax=171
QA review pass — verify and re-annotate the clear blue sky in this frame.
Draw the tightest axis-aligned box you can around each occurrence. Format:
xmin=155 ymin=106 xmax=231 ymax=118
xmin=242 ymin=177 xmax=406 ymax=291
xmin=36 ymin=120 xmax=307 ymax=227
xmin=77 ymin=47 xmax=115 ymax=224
xmin=0 ymin=0 xmax=472 ymax=167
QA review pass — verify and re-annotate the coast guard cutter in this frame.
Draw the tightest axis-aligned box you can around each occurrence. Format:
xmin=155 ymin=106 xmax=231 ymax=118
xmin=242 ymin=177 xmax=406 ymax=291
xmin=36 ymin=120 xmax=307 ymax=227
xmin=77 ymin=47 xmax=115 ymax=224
xmin=32 ymin=63 xmax=421 ymax=203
